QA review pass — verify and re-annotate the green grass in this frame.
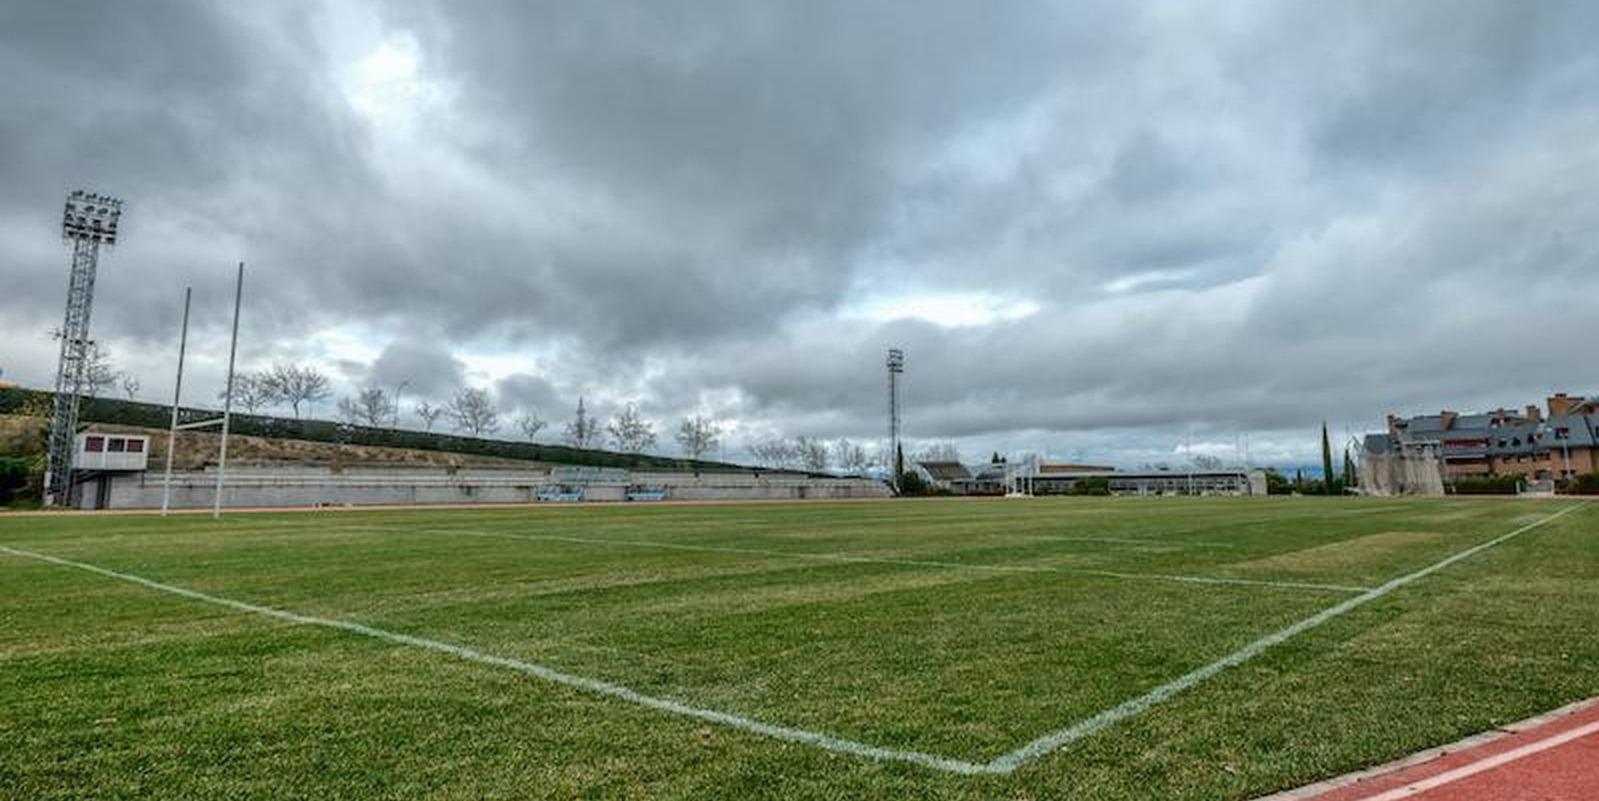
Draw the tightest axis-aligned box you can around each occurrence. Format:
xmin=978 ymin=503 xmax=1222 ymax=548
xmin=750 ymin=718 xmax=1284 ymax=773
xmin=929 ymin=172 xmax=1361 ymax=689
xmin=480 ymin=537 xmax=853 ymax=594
xmin=1 ymin=497 xmax=1595 ymax=800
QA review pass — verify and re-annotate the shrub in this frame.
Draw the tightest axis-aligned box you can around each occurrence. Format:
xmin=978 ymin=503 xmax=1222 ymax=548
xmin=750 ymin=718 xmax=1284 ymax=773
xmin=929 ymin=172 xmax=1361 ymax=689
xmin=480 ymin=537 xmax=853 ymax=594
xmin=897 ymin=470 xmax=929 ymax=496
xmin=1569 ymin=473 xmax=1599 ymax=496
xmin=1069 ymin=476 xmax=1111 ymax=496
xmin=0 ymin=457 xmax=32 ymax=505
xmin=1264 ymin=469 xmax=1293 ymax=495
xmin=1450 ymin=475 xmax=1525 ymax=495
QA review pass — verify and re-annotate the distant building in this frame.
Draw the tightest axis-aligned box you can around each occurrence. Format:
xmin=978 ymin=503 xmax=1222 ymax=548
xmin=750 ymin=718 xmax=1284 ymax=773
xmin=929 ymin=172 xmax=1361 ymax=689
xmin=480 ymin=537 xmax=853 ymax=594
xmin=1377 ymin=393 xmax=1599 ymax=484
xmin=69 ymin=432 xmax=151 ymax=508
xmin=1022 ymin=462 xmax=1117 ymax=495
xmin=1102 ymin=468 xmax=1267 ymax=497
xmin=912 ymin=461 xmax=972 ymax=492
xmin=921 ymin=456 xmax=1265 ymax=497
xmin=954 ymin=461 xmax=1008 ymax=495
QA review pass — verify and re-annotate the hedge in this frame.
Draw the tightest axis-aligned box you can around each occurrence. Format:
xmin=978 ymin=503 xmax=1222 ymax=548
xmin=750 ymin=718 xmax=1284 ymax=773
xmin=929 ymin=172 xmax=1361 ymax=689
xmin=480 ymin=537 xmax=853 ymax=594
xmin=0 ymin=457 xmax=30 ymax=505
xmin=0 ymin=388 xmax=752 ymax=474
xmin=1449 ymin=475 xmax=1526 ymax=495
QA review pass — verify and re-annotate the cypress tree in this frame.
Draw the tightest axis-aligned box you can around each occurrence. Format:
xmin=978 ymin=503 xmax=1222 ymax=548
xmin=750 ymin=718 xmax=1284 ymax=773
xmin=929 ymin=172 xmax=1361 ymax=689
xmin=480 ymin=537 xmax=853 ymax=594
xmin=1321 ymin=422 xmax=1336 ymax=495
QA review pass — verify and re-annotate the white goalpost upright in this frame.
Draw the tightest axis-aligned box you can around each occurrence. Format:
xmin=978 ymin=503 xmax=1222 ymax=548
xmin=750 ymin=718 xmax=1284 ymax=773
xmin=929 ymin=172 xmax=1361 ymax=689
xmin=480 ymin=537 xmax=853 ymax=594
xmin=159 ymin=263 xmax=245 ymax=517
xmin=159 ymin=287 xmax=191 ymax=516
xmin=213 ymin=262 xmax=244 ymax=518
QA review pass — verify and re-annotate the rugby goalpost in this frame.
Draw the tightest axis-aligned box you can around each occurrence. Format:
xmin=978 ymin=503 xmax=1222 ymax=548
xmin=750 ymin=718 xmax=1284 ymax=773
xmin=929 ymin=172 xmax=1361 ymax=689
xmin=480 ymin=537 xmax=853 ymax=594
xmin=160 ymin=263 xmax=245 ymax=517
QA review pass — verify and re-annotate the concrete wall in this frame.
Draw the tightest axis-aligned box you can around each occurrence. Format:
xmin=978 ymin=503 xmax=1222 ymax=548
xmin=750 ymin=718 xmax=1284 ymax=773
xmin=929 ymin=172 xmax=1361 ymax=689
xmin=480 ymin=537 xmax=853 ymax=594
xmin=104 ymin=464 xmax=891 ymax=509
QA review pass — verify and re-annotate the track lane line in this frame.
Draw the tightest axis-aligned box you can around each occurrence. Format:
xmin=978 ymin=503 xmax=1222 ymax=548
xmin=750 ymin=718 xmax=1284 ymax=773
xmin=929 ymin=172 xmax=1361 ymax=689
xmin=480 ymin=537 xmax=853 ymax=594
xmin=1348 ymin=719 xmax=1599 ymax=801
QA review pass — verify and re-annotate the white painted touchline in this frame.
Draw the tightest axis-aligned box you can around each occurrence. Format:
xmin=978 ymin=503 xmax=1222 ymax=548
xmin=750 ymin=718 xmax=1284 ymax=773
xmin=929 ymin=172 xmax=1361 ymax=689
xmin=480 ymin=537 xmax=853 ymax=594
xmin=391 ymin=527 xmax=1372 ymax=594
xmin=0 ymin=544 xmax=997 ymax=776
xmin=981 ymin=502 xmax=1590 ymax=773
xmin=1348 ymin=718 xmax=1599 ymax=801
xmin=1020 ymin=535 xmax=1238 ymax=549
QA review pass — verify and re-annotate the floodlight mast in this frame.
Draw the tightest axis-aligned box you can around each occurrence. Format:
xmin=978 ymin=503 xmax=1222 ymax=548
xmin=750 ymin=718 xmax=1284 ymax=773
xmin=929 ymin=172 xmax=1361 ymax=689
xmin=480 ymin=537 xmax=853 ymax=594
xmin=44 ymin=190 xmax=123 ymax=507
xmin=887 ymin=348 xmax=904 ymax=493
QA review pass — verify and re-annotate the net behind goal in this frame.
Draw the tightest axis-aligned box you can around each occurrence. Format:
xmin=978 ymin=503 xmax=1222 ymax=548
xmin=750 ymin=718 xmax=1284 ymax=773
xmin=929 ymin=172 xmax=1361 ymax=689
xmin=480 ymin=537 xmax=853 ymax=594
xmin=1358 ymin=448 xmax=1445 ymax=496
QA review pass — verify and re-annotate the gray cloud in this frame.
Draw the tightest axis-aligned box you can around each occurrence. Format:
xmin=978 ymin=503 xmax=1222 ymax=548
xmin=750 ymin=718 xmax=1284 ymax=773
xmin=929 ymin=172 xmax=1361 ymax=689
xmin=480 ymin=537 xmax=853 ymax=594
xmin=366 ymin=338 xmax=467 ymax=400
xmin=3 ymin=1 xmax=1596 ymax=466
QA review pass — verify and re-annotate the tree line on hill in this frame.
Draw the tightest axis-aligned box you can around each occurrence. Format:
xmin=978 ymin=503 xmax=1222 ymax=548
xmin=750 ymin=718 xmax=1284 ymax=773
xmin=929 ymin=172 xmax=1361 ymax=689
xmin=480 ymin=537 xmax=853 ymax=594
xmin=0 ymin=384 xmax=757 ymax=508
xmin=58 ymin=355 xmax=733 ymax=461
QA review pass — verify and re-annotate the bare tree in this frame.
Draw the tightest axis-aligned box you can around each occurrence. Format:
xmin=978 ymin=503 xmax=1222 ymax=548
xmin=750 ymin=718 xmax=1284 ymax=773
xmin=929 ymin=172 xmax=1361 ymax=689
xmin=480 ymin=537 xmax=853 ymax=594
xmin=220 ymin=373 xmax=273 ymax=413
xmin=916 ymin=442 xmax=962 ymax=463
xmin=564 ymin=397 xmax=601 ymax=449
xmin=336 ymin=396 xmax=360 ymax=424
xmin=675 ymin=415 xmax=721 ymax=460
xmin=120 ymin=373 xmax=140 ymax=400
xmin=749 ymin=438 xmax=795 ymax=469
xmin=263 ymin=363 xmax=331 ymax=418
xmin=794 ymin=436 xmax=830 ymax=472
xmin=240 ymin=374 xmax=274 ymax=413
xmin=414 ymin=401 xmax=444 ymax=432
xmin=516 ymin=410 xmax=547 ymax=442
xmin=447 ymin=387 xmax=500 ymax=436
xmin=1190 ymin=453 xmax=1224 ymax=470
xmin=833 ymin=439 xmax=872 ymax=475
xmin=81 ymin=342 xmax=118 ymax=398
xmin=338 ymin=387 xmax=396 ymax=427
xmin=607 ymin=403 xmax=656 ymax=453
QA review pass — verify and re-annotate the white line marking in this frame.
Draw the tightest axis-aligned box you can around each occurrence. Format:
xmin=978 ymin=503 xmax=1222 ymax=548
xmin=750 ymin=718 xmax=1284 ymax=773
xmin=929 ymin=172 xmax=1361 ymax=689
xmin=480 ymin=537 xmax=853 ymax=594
xmin=0 ymin=544 xmax=996 ymax=775
xmin=1350 ymin=718 xmax=1599 ymax=801
xmin=4 ymin=502 xmax=1583 ymax=776
xmin=1020 ymin=535 xmax=1237 ymax=549
xmin=983 ymin=502 xmax=1589 ymax=773
xmin=384 ymin=526 xmax=1369 ymax=594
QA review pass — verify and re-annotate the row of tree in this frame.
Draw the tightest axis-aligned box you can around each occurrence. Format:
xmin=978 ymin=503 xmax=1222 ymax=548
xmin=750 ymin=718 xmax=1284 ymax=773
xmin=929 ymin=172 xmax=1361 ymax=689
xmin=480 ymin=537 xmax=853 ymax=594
xmin=742 ymin=437 xmax=962 ymax=475
xmin=320 ymin=384 xmax=725 ymax=458
xmin=172 ymin=363 xmax=715 ymax=457
xmin=52 ymin=347 xmax=709 ymax=458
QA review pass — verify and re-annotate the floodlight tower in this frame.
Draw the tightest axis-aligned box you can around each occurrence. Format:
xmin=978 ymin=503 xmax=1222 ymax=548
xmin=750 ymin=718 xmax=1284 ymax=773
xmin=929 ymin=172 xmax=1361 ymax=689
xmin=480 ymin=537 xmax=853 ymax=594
xmin=886 ymin=348 xmax=904 ymax=491
xmin=44 ymin=190 xmax=123 ymax=506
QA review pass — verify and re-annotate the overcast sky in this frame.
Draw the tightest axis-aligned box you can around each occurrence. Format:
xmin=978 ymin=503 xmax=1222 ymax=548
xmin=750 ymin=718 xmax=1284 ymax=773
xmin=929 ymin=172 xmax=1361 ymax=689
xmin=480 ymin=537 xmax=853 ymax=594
xmin=3 ymin=1 xmax=1596 ymax=468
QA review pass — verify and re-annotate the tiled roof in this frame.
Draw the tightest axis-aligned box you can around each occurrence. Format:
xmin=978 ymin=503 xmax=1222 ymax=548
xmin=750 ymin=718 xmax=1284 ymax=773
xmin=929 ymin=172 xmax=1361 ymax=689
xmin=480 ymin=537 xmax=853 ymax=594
xmin=917 ymin=461 xmax=972 ymax=481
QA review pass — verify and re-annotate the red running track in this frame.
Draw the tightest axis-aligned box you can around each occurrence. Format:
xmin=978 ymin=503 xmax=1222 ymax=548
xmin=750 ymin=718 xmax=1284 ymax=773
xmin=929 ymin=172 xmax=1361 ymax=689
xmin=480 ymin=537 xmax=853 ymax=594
xmin=1260 ymin=698 xmax=1599 ymax=801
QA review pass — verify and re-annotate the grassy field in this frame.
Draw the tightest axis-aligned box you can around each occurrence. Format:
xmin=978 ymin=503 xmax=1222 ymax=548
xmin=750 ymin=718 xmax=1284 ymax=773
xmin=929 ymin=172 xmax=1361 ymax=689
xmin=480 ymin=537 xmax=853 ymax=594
xmin=1 ymin=497 xmax=1595 ymax=800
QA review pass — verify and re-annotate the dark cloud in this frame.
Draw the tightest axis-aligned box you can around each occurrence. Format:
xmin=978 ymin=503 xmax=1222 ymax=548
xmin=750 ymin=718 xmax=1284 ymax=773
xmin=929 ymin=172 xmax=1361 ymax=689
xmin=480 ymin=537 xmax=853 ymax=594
xmin=3 ymin=1 xmax=1596 ymax=466
xmin=495 ymin=372 xmax=562 ymax=416
xmin=367 ymin=338 xmax=466 ymax=399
